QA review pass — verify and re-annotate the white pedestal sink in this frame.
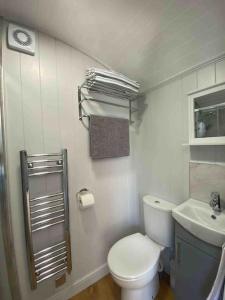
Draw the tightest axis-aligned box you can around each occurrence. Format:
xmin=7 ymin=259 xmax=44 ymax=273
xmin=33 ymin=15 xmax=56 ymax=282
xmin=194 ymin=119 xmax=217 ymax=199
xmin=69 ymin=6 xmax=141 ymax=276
xmin=172 ymin=199 xmax=225 ymax=247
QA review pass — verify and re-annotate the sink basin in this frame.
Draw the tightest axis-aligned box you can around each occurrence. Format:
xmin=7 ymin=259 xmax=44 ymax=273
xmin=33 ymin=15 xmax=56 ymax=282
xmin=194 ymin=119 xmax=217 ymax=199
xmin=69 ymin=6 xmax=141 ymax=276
xmin=172 ymin=199 xmax=225 ymax=247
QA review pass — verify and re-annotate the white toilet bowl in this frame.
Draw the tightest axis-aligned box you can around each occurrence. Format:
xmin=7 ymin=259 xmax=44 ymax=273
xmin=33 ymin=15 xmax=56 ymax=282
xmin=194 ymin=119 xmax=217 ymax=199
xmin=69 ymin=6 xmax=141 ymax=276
xmin=108 ymin=196 xmax=175 ymax=300
xmin=108 ymin=233 xmax=162 ymax=300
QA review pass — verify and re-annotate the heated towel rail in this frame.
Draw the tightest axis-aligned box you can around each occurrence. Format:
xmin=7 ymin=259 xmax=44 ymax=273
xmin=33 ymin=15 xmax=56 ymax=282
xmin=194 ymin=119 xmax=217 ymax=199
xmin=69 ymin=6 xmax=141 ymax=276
xmin=20 ymin=149 xmax=72 ymax=289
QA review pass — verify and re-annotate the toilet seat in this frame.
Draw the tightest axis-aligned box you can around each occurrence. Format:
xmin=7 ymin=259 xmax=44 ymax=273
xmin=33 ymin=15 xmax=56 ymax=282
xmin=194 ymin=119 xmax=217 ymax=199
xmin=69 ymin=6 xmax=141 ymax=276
xmin=107 ymin=233 xmax=161 ymax=282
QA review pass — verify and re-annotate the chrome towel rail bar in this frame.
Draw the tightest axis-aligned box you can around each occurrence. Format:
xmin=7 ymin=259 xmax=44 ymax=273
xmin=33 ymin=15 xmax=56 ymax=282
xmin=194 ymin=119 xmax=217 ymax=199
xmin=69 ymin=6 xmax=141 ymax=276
xmin=31 ymin=203 xmax=64 ymax=214
xmin=30 ymin=159 xmax=62 ymax=164
xmin=20 ymin=149 xmax=72 ymax=289
xmin=28 ymin=153 xmax=62 ymax=158
xmin=28 ymin=165 xmax=63 ymax=171
xmin=35 ymin=251 xmax=67 ymax=266
xmin=34 ymin=245 xmax=66 ymax=261
xmin=32 ymin=220 xmax=65 ymax=232
xmin=34 ymin=240 xmax=66 ymax=256
xmin=78 ymin=80 xmax=139 ymax=125
xmin=29 ymin=170 xmax=63 ymax=177
xmin=35 ymin=253 xmax=67 ymax=269
xmin=30 ymin=192 xmax=63 ymax=202
xmin=38 ymin=262 xmax=67 ymax=277
xmin=30 ymin=198 xmax=64 ymax=208
xmin=31 ymin=213 xmax=65 ymax=227
xmin=36 ymin=267 xmax=68 ymax=284
xmin=31 ymin=209 xmax=65 ymax=221
xmin=36 ymin=258 xmax=67 ymax=273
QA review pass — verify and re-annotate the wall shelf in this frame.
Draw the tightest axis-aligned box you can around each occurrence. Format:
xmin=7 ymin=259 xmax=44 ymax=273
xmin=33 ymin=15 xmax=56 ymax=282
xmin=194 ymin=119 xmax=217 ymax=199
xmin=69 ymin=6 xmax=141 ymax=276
xmin=78 ymin=80 xmax=139 ymax=125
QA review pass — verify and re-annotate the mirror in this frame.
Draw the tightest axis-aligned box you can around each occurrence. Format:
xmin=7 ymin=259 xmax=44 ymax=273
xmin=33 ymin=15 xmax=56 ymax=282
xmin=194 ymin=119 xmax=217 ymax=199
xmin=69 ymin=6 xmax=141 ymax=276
xmin=189 ymin=83 xmax=225 ymax=145
xmin=194 ymin=89 xmax=225 ymax=138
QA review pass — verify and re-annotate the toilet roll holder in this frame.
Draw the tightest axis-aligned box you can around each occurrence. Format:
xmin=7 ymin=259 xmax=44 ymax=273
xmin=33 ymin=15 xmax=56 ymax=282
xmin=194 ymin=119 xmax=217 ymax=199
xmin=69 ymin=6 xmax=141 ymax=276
xmin=77 ymin=188 xmax=92 ymax=209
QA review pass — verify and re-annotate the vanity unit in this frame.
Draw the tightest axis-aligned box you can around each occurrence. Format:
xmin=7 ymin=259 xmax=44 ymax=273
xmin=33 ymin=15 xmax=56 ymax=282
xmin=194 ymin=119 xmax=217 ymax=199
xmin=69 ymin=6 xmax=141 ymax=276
xmin=173 ymin=199 xmax=225 ymax=300
xmin=174 ymin=222 xmax=221 ymax=300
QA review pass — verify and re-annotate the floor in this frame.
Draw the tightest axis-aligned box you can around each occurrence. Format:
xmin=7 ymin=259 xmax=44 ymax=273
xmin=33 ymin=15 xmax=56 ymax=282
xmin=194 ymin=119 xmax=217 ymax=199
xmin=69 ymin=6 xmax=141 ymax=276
xmin=69 ymin=274 xmax=174 ymax=300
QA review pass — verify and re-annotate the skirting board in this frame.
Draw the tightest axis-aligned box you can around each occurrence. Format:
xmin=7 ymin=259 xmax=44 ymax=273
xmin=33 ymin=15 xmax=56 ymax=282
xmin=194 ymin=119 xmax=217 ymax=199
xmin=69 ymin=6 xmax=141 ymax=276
xmin=47 ymin=263 xmax=109 ymax=300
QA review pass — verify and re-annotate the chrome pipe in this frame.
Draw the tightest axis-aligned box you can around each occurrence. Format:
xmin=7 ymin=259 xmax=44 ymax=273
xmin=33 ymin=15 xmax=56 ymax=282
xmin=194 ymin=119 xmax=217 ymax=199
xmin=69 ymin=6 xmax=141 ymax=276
xmin=36 ymin=257 xmax=67 ymax=273
xmin=30 ymin=198 xmax=64 ymax=208
xmin=62 ymin=149 xmax=72 ymax=273
xmin=30 ymin=192 xmax=63 ymax=202
xmin=31 ymin=209 xmax=65 ymax=221
xmin=78 ymin=86 xmax=82 ymax=117
xmin=129 ymin=99 xmax=132 ymax=124
xmin=32 ymin=220 xmax=65 ymax=233
xmin=34 ymin=241 xmax=66 ymax=257
xmin=20 ymin=151 xmax=37 ymax=289
xmin=28 ymin=170 xmax=63 ymax=177
xmin=28 ymin=153 xmax=62 ymax=158
xmin=31 ymin=203 xmax=64 ymax=214
xmin=35 ymin=246 xmax=66 ymax=262
xmin=84 ymin=97 xmax=130 ymax=109
xmin=28 ymin=165 xmax=62 ymax=171
xmin=36 ymin=267 xmax=67 ymax=284
xmin=35 ymin=251 xmax=67 ymax=268
xmin=30 ymin=159 xmax=63 ymax=164
xmin=32 ymin=214 xmax=65 ymax=227
xmin=37 ymin=262 xmax=66 ymax=278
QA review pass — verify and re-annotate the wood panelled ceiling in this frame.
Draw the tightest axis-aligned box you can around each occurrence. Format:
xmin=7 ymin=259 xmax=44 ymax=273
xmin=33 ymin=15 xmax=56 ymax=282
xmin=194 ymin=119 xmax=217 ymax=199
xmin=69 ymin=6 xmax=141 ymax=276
xmin=0 ymin=0 xmax=225 ymax=89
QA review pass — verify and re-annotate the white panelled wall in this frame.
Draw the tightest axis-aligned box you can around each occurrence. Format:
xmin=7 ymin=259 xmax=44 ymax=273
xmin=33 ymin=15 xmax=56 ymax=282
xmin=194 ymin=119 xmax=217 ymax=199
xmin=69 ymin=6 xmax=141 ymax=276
xmin=136 ymin=58 xmax=225 ymax=225
xmin=2 ymin=21 xmax=139 ymax=300
xmin=2 ymin=11 xmax=225 ymax=300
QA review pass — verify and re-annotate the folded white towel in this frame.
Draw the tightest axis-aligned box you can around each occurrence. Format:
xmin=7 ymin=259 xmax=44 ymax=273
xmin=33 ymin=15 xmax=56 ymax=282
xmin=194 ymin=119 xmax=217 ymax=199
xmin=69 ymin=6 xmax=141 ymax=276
xmin=87 ymin=76 xmax=139 ymax=93
xmin=207 ymin=243 xmax=225 ymax=300
xmin=85 ymin=67 xmax=140 ymax=100
xmin=86 ymin=67 xmax=140 ymax=89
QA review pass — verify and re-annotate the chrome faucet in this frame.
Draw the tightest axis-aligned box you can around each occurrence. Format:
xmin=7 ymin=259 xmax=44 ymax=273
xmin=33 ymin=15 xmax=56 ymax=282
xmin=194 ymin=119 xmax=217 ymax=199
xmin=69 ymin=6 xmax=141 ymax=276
xmin=210 ymin=192 xmax=221 ymax=213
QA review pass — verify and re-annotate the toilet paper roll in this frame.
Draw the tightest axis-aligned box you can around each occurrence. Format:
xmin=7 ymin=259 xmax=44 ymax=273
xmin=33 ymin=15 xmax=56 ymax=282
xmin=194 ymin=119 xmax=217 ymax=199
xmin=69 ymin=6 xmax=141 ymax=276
xmin=78 ymin=191 xmax=95 ymax=209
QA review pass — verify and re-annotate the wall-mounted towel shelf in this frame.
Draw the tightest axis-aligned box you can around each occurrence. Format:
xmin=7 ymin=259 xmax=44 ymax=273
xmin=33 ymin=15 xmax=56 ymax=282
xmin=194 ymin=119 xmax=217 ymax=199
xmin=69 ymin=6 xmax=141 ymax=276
xmin=78 ymin=84 xmax=138 ymax=125
xmin=20 ymin=149 xmax=72 ymax=289
xmin=78 ymin=68 xmax=140 ymax=124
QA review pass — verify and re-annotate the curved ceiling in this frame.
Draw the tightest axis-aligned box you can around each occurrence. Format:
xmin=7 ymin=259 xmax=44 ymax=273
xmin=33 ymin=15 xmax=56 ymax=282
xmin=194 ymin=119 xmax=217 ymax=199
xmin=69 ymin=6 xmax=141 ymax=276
xmin=0 ymin=0 xmax=225 ymax=89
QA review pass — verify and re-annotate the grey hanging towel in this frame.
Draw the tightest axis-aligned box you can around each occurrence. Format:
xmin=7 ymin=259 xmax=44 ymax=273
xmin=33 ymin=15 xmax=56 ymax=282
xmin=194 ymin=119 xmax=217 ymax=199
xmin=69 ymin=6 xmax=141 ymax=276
xmin=89 ymin=115 xmax=130 ymax=159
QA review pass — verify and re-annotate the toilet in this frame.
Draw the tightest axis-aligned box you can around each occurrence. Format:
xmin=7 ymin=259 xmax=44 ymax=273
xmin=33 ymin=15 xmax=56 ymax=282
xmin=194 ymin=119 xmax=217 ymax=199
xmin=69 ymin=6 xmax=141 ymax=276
xmin=107 ymin=195 xmax=175 ymax=300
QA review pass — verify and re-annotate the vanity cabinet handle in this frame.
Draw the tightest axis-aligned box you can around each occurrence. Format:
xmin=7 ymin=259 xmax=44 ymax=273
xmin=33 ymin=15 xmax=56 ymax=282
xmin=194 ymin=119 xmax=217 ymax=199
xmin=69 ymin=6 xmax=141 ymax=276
xmin=176 ymin=242 xmax=181 ymax=265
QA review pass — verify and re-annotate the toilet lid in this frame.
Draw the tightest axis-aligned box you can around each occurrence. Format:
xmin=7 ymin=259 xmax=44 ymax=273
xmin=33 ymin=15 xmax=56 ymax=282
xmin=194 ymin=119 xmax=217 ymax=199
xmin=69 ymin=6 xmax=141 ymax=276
xmin=107 ymin=233 xmax=161 ymax=280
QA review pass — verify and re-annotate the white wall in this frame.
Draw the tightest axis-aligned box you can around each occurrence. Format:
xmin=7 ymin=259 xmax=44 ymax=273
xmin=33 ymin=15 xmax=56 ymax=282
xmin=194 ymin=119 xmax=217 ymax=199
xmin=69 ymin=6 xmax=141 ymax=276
xmin=136 ymin=58 xmax=225 ymax=222
xmin=2 ymin=21 xmax=139 ymax=300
